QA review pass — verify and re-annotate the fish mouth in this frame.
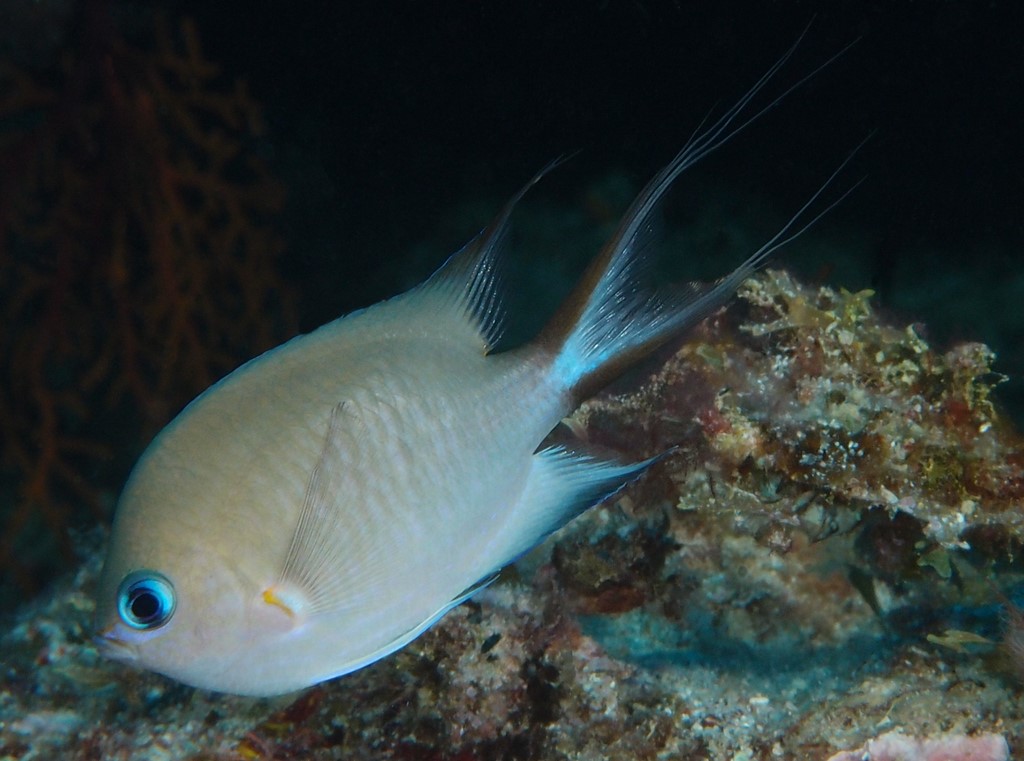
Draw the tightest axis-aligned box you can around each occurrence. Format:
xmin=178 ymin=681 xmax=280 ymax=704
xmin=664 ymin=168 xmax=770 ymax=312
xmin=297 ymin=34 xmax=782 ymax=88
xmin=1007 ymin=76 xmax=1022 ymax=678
xmin=94 ymin=629 xmax=139 ymax=664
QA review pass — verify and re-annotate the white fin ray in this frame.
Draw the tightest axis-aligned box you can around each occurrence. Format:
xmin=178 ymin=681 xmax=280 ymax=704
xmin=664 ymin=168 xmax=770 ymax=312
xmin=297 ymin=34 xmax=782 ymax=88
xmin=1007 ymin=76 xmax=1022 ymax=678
xmin=319 ymin=572 xmax=501 ymax=683
xmin=481 ymin=445 xmax=662 ymax=569
xmin=272 ymin=403 xmax=399 ymax=617
xmin=538 ymin=33 xmax=859 ymax=403
xmin=403 ymin=160 xmax=564 ymax=353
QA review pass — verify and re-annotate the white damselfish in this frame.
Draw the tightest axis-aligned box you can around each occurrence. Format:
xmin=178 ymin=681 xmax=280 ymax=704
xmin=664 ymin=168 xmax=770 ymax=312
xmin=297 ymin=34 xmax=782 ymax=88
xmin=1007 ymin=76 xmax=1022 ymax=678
xmin=94 ymin=40 xmax=850 ymax=696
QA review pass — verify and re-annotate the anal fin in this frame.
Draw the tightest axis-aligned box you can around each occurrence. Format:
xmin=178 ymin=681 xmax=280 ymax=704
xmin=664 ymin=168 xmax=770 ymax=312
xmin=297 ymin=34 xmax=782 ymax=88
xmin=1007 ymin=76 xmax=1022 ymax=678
xmin=486 ymin=445 xmax=664 ymax=567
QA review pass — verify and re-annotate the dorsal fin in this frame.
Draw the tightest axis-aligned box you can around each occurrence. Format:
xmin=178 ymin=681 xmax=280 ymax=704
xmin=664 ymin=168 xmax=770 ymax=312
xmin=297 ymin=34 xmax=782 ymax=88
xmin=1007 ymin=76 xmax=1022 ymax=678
xmin=404 ymin=159 xmax=564 ymax=353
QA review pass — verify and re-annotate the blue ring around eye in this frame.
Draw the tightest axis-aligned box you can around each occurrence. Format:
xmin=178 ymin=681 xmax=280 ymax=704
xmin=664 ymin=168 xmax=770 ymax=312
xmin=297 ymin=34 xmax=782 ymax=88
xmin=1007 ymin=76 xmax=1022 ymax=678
xmin=117 ymin=570 xmax=176 ymax=630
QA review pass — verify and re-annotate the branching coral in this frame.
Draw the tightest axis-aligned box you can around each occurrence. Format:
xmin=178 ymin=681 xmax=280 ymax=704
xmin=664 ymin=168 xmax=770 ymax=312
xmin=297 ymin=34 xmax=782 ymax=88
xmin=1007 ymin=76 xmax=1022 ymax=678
xmin=0 ymin=8 xmax=295 ymax=599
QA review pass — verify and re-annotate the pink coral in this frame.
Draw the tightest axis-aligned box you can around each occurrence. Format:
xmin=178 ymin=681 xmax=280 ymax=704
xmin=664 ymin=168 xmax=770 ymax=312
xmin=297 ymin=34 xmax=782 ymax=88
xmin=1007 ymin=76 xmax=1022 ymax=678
xmin=826 ymin=731 xmax=1009 ymax=761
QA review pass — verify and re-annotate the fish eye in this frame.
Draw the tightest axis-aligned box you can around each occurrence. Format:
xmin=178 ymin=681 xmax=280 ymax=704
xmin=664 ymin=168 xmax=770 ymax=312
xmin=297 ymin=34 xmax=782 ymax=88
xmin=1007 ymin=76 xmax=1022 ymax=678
xmin=117 ymin=571 xmax=176 ymax=630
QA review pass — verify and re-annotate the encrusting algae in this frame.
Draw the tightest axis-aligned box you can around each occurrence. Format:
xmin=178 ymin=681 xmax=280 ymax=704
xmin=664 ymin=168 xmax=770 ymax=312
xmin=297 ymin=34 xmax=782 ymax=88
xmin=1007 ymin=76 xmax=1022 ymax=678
xmin=2 ymin=266 xmax=1022 ymax=760
xmin=579 ymin=266 xmax=1022 ymax=550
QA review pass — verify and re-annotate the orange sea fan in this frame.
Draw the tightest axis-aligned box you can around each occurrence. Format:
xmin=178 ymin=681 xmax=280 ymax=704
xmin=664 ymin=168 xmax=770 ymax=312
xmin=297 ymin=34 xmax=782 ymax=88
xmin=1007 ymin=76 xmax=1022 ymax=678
xmin=0 ymin=10 xmax=296 ymax=601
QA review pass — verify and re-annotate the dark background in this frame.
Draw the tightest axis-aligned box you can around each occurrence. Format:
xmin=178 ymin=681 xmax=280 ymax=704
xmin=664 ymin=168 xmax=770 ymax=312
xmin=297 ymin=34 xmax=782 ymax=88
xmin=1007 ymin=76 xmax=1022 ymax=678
xmin=176 ymin=0 xmax=1023 ymax=409
xmin=9 ymin=0 xmax=1017 ymax=413
xmin=2 ymin=0 xmax=1022 ymax=607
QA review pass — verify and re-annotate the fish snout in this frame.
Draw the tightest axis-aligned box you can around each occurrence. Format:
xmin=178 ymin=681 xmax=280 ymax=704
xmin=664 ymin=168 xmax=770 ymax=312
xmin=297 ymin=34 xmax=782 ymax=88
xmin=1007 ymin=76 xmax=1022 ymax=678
xmin=94 ymin=628 xmax=139 ymax=663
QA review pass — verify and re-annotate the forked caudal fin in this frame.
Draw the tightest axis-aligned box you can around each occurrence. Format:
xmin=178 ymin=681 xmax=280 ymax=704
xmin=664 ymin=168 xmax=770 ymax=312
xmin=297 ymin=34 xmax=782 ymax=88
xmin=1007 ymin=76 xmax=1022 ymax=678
xmin=536 ymin=34 xmax=863 ymax=403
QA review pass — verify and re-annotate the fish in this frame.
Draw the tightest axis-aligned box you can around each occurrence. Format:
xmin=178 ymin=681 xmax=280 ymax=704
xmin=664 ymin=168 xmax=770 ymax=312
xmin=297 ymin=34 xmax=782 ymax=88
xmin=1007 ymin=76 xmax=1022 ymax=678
xmin=94 ymin=38 xmax=854 ymax=697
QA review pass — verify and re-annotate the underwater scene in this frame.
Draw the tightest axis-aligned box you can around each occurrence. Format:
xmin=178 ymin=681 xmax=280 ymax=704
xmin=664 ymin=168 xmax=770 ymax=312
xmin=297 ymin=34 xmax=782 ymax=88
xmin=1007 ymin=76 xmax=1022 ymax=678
xmin=1 ymin=1 xmax=1023 ymax=759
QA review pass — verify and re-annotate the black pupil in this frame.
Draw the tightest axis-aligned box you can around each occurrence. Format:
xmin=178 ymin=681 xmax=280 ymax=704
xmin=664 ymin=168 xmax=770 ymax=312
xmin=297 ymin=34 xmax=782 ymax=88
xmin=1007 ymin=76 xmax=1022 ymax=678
xmin=129 ymin=588 xmax=161 ymax=622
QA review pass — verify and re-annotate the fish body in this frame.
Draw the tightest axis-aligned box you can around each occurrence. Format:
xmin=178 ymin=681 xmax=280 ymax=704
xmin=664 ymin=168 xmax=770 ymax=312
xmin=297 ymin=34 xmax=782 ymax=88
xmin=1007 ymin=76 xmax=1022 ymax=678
xmin=99 ymin=291 xmax=567 ymax=694
xmin=94 ymin=40 xmax=838 ymax=696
